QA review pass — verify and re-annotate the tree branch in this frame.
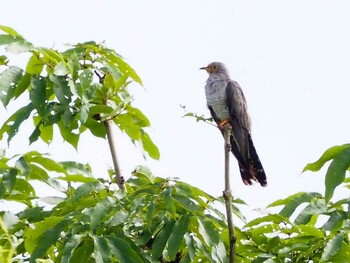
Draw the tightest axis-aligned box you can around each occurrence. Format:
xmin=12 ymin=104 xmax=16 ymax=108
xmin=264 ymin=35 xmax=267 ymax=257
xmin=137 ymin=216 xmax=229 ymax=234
xmin=104 ymin=119 xmax=126 ymax=190
xmin=223 ymin=123 xmax=236 ymax=263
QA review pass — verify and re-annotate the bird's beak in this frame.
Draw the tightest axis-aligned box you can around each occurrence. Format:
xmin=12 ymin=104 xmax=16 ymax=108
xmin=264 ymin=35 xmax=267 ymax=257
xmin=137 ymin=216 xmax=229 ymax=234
xmin=199 ymin=66 xmax=210 ymax=72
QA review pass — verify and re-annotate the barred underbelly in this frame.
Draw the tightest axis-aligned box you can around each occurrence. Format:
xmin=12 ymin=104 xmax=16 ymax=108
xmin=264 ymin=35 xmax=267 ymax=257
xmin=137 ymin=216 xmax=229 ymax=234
xmin=205 ymin=81 xmax=231 ymax=121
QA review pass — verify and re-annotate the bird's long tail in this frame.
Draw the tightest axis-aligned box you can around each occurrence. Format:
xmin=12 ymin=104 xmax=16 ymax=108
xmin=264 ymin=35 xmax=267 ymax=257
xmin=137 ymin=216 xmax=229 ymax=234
xmin=247 ymin=133 xmax=267 ymax=186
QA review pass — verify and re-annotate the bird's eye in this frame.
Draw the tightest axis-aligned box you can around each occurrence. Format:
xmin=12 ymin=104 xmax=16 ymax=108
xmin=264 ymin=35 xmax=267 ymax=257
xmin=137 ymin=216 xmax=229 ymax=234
xmin=212 ymin=65 xmax=217 ymax=69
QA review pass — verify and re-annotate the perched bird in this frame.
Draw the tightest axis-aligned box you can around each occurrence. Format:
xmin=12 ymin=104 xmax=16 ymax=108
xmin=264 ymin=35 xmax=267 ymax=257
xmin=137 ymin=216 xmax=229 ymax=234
xmin=200 ymin=62 xmax=267 ymax=186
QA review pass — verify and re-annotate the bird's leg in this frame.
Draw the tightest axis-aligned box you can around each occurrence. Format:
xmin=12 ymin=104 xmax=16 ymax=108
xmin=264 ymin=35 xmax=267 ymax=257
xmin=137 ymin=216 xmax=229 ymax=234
xmin=222 ymin=122 xmax=232 ymax=152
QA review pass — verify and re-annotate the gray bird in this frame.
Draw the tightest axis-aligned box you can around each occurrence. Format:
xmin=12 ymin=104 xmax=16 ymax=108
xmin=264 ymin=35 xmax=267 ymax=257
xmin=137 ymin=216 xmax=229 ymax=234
xmin=200 ymin=62 xmax=267 ymax=186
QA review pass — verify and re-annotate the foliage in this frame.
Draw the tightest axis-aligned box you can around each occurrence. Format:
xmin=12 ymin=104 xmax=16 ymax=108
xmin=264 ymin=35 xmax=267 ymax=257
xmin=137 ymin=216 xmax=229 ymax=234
xmin=1 ymin=26 xmax=350 ymax=262
xmin=0 ymin=25 xmax=159 ymax=159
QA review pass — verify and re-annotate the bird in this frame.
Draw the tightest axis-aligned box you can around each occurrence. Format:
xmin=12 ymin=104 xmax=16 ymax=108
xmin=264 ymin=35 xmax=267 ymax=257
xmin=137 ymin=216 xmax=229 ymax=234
xmin=200 ymin=62 xmax=267 ymax=187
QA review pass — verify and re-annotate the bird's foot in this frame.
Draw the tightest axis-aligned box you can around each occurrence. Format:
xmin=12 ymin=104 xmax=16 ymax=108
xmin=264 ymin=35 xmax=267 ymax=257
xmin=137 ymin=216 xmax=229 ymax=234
xmin=219 ymin=119 xmax=230 ymax=128
xmin=225 ymin=143 xmax=231 ymax=152
xmin=223 ymin=189 xmax=232 ymax=198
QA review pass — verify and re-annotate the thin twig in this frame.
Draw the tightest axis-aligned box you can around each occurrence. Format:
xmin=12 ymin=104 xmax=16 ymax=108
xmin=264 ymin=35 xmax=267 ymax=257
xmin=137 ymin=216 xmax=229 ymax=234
xmin=222 ymin=123 xmax=236 ymax=263
xmin=104 ymin=120 xmax=125 ymax=190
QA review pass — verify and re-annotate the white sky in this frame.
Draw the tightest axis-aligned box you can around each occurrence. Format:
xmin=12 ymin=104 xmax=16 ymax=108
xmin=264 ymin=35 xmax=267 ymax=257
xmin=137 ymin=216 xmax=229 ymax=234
xmin=1 ymin=0 xmax=350 ymax=219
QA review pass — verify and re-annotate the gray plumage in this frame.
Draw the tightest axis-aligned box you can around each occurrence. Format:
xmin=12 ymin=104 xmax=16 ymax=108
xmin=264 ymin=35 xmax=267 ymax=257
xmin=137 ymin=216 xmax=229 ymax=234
xmin=200 ymin=62 xmax=267 ymax=186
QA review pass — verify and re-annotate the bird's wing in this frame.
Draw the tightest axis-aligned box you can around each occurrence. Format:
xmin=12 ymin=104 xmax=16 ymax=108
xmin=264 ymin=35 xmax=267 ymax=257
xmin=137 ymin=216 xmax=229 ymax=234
xmin=226 ymin=80 xmax=251 ymax=162
xmin=226 ymin=80 xmax=251 ymax=131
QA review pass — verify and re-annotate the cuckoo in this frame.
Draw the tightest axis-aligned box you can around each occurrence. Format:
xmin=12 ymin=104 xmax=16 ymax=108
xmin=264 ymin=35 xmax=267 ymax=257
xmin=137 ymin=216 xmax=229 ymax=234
xmin=200 ymin=62 xmax=267 ymax=187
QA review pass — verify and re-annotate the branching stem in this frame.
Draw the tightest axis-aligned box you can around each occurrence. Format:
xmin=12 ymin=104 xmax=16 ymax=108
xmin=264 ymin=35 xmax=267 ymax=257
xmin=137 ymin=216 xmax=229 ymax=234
xmin=223 ymin=123 xmax=236 ymax=263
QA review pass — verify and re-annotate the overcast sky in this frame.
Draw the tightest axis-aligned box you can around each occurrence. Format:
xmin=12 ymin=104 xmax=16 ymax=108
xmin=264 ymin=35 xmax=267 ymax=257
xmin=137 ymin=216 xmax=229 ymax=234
xmin=1 ymin=0 xmax=350 ymax=219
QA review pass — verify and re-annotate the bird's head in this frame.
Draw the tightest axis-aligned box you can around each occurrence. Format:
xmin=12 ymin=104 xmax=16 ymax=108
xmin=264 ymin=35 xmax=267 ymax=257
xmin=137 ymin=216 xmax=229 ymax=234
xmin=200 ymin=62 xmax=229 ymax=75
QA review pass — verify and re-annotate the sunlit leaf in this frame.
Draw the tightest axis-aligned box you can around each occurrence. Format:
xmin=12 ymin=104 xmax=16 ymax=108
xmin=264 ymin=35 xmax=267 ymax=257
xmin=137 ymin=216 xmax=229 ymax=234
xmin=303 ymin=144 xmax=350 ymax=172
xmin=90 ymin=197 xmax=114 ymax=230
xmin=26 ymin=53 xmax=44 ymax=75
xmin=140 ymin=130 xmax=160 ymax=160
xmin=294 ymin=199 xmax=327 ymax=225
xmin=54 ymin=61 xmax=68 ymax=76
xmin=0 ymin=25 xmax=23 ymax=37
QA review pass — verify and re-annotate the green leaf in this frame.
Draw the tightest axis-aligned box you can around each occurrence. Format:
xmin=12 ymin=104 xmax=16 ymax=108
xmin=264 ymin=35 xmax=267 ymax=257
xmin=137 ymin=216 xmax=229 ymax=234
xmin=114 ymin=56 xmax=143 ymax=85
xmin=322 ymin=211 xmax=347 ymax=231
xmin=198 ymin=217 xmax=220 ymax=246
xmin=167 ymin=214 xmax=190 ymax=260
xmin=93 ymin=236 xmax=110 ymax=263
xmin=0 ymin=66 xmax=23 ymax=107
xmin=268 ymin=192 xmax=321 ymax=218
xmin=69 ymin=182 xmax=104 ymax=203
xmin=61 ymin=234 xmax=82 ymax=263
xmin=128 ymin=106 xmax=151 ymax=127
xmin=163 ymin=187 xmax=176 ymax=216
xmin=26 ymin=53 xmax=44 ymax=75
xmin=29 ymin=220 xmax=69 ymax=262
xmin=0 ymin=34 xmax=20 ymax=45
xmin=84 ymin=117 xmax=106 ymax=138
xmin=26 ymin=153 xmax=67 ymax=174
xmin=50 ymin=75 xmax=72 ymax=105
xmin=0 ymin=103 xmax=34 ymax=143
xmin=172 ymin=193 xmax=201 ymax=212
xmin=30 ymin=76 xmax=47 ymax=116
xmin=6 ymin=41 xmax=32 ymax=54
xmin=90 ymin=197 xmax=114 ymax=230
xmin=325 ymin=146 xmax=350 ymax=202
xmin=3 ymin=168 xmax=17 ymax=192
xmin=107 ymin=236 xmax=145 ymax=263
xmin=141 ymin=130 xmax=160 ymax=160
xmin=115 ymin=113 xmax=141 ymax=140
xmin=0 ymin=25 xmax=23 ymax=37
xmin=303 ymin=144 xmax=350 ymax=172
xmin=152 ymin=219 xmax=176 ymax=259
xmin=321 ymin=233 xmax=344 ymax=262
xmin=15 ymin=72 xmax=31 ymax=98
xmin=294 ymin=199 xmax=327 ymax=225
xmin=57 ymin=119 xmax=79 ymax=149
xmin=67 ymin=51 xmax=80 ymax=81
xmin=54 ymin=61 xmax=68 ymax=76
xmin=0 ymin=55 xmax=8 ymax=65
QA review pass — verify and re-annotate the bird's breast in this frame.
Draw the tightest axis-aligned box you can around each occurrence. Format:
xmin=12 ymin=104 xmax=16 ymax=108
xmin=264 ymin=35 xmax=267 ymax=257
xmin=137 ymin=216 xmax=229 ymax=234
xmin=205 ymin=80 xmax=231 ymax=120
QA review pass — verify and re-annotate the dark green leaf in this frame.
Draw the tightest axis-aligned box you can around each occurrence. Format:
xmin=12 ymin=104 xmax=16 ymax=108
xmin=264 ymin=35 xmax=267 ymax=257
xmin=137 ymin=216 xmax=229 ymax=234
xmin=152 ymin=219 xmax=176 ymax=259
xmin=29 ymin=219 xmax=69 ymax=263
xmin=84 ymin=117 xmax=106 ymax=138
xmin=3 ymin=168 xmax=17 ymax=192
xmin=15 ymin=72 xmax=31 ymax=98
xmin=90 ymin=197 xmax=114 ymax=230
xmin=0 ymin=66 xmax=23 ymax=107
xmin=294 ymin=199 xmax=327 ymax=225
xmin=58 ymin=119 xmax=79 ymax=149
xmin=29 ymin=76 xmax=46 ymax=116
xmin=61 ymin=234 xmax=82 ymax=263
xmin=163 ymin=187 xmax=176 ymax=216
xmin=93 ymin=236 xmax=110 ymax=263
xmin=198 ymin=217 xmax=220 ymax=246
xmin=268 ymin=192 xmax=321 ymax=218
xmin=50 ymin=75 xmax=72 ymax=105
xmin=167 ymin=214 xmax=190 ymax=260
xmin=322 ymin=211 xmax=347 ymax=231
xmin=107 ymin=236 xmax=144 ymax=263
xmin=321 ymin=233 xmax=344 ymax=261
xmin=172 ymin=193 xmax=201 ymax=212
xmin=0 ymin=103 xmax=34 ymax=143
xmin=325 ymin=147 xmax=350 ymax=202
